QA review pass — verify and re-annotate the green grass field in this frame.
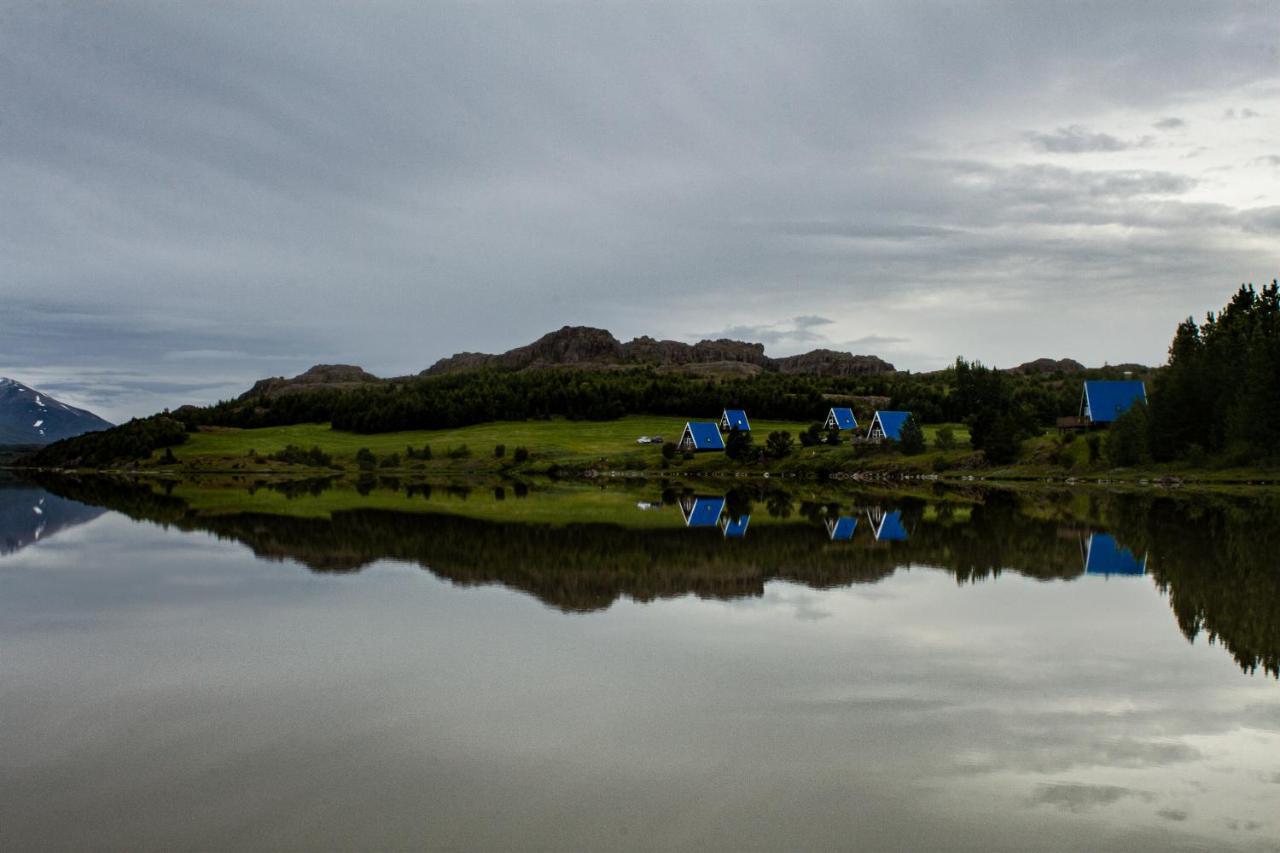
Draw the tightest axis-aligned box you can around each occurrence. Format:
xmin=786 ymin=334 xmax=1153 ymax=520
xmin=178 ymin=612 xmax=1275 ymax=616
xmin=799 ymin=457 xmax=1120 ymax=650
xmin=170 ymin=416 xmax=972 ymax=467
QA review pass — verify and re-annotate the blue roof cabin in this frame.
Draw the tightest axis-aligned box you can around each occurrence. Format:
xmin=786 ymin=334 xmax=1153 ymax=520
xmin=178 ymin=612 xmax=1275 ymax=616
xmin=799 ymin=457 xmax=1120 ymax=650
xmin=867 ymin=411 xmax=912 ymax=442
xmin=1084 ymin=533 xmax=1147 ymax=576
xmin=720 ymin=514 xmax=751 ymax=538
xmin=867 ymin=508 xmax=908 ymax=542
xmin=679 ymin=421 xmax=725 ymax=451
xmin=823 ymin=407 xmax=858 ymax=431
xmin=1080 ymin=380 xmax=1147 ymax=424
xmin=825 ymin=516 xmax=858 ymax=541
xmin=679 ymin=495 xmax=725 ymax=528
xmin=720 ymin=409 xmax=751 ymax=432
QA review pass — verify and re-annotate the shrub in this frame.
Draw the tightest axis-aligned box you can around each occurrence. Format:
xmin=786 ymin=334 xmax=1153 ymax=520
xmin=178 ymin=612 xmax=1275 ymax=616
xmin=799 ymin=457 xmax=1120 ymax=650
xmin=725 ymin=428 xmax=754 ymax=461
xmin=379 ymin=452 xmax=401 ymax=468
xmin=825 ymin=427 xmax=842 ymax=446
xmin=661 ymin=442 xmax=677 ymax=460
xmin=446 ymin=444 xmax=472 ymax=459
xmin=800 ymin=424 xmax=822 ymax=447
xmin=1106 ymin=402 xmax=1151 ymax=467
xmin=1087 ymin=433 xmax=1102 ymax=463
xmin=270 ymin=445 xmax=333 ymax=467
xmin=765 ymin=430 xmax=794 ymax=459
xmin=355 ymin=447 xmax=377 ymax=470
xmin=899 ymin=415 xmax=926 ymax=455
xmin=494 ymin=444 xmax=506 ymax=458
xmin=935 ymin=426 xmax=956 ymax=451
xmin=512 ymin=446 xmax=530 ymax=463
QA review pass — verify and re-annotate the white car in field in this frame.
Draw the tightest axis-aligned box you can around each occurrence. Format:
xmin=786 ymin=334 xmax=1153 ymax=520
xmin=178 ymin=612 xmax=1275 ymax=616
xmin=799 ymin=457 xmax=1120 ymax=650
xmin=636 ymin=436 xmax=652 ymax=444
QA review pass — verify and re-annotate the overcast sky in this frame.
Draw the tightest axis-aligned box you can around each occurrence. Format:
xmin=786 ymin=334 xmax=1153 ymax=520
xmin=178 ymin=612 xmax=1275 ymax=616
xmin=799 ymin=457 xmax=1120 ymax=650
xmin=2 ymin=2 xmax=1278 ymax=421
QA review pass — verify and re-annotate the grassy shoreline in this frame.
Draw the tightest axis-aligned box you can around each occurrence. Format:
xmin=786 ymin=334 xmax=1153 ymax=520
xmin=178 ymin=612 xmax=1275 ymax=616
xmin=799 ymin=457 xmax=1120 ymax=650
xmin=7 ymin=415 xmax=1278 ymax=486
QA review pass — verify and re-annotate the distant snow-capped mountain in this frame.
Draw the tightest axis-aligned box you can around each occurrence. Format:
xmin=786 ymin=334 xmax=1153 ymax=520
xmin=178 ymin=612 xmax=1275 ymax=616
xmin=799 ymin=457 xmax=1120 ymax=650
xmin=0 ymin=378 xmax=113 ymax=445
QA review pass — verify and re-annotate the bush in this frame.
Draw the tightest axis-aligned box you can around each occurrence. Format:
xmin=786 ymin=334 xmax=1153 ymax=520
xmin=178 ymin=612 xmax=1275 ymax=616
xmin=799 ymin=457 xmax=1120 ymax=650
xmin=825 ymin=427 xmax=842 ymax=446
xmin=725 ymin=428 xmax=754 ymax=461
xmin=899 ymin=415 xmax=925 ymax=455
xmin=512 ymin=446 xmax=530 ymax=463
xmin=406 ymin=444 xmax=432 ymax=461
xmin=494 ymin=444 xmax=506 ymax=458
xmin=800 ymin=424 xmax=822 ymax=447
xmin=661 ymin=442 xmax=677 ymax=460
xmin=1087 ymin=433 xmax=1102 ymax=463
xmin=446 ymin=444 xmax=472 ymax=459
xmin=1106 ymin=402 xmax=1151 ymax=467
xmin=355 ymin=447 xmax=377 ymax=470
xmin=935 ymin=426 xmax=956 ymax=451
xmin=765 ymin=431 xmax=794 ymax=459
xmin=379 ymin=452 xmax=401 ymax=468
xmin=270 ymin=445 xmax=333 ymax=467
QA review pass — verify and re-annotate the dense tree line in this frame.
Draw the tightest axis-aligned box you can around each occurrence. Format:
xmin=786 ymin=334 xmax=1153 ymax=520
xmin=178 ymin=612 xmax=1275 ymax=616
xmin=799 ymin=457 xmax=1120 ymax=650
xmin=1144 ymin=281 xmax=1280 ymax=464
xmin=25 ymin=415 xmax=188 ymax=468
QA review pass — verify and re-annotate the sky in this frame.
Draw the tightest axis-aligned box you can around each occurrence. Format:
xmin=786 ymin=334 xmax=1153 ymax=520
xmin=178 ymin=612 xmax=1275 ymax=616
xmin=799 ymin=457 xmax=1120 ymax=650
xmin=2 ymin=2 xmax=1278 ymax=422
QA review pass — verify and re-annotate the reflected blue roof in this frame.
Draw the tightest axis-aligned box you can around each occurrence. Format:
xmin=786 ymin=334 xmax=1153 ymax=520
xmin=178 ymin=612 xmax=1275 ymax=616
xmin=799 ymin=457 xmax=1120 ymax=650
xmin=871 ymin=411 xmax=911 ymax=440
xmin=873 ymin=510 xmax=908 ymax=541
xmin=1083 ymin=381 xmax=1147 ymax=423
xmin=828 ymin=407 xmax=858 ymax=430
xmin=722 ymin=409 xmax=751 ymax=431
xmin=827 ymin=516 xmax=857 ymax=541
xmin=1085 ymin=533 xmax=1146 ymax=576
xmin=721 ymin=515 xmax=750 ymax=538
xmin=683 ymin=496 xmax=725 ymax=527
xmin=685 ymin=421 xmax=725 ymax=450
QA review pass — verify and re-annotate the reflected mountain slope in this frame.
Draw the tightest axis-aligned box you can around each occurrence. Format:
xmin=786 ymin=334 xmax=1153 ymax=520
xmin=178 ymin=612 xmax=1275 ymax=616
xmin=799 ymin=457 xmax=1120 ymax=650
xmin=0 ymin=477 xmax=105 ymax=556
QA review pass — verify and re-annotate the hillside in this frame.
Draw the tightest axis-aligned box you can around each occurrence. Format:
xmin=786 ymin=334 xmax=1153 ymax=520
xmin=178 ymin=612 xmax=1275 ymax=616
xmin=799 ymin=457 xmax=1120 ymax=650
xmin=242 ymin=326 xmax=898 ymax=399
xmin=0 ymin=378 xmax=113 ymax=445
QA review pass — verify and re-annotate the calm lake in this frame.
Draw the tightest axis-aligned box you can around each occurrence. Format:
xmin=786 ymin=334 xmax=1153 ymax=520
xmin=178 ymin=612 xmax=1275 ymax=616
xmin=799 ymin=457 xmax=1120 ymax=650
xmin=2 ymin=474 xmax=1279 ymax=852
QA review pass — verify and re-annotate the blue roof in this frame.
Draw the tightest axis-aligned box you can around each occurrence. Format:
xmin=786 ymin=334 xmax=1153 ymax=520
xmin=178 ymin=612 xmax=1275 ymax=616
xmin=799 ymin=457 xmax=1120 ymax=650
xmin=685 ymin=421 xmax=725 ymax=450
xmin=872 ymin=510 xmax=908 ymax=542
xmin=871 ymin=411 xmax=912 ymax=441
xmin=1083 ymin=381 xmax=1147 ymax=423
xmin=827 ymin=516 xmax=858 ymax=541
xmin=1085 ymin=533 xmax=1146 ymax=576
xmin=721 ymin=409 xmax=751 ymax=431
xmin=828 ymin=407 xmax=858 ymax=430
xmin=721 ymin=515 xmax=750 ymax=538
xmin=683 ymin=496 xmax=725 ymax=527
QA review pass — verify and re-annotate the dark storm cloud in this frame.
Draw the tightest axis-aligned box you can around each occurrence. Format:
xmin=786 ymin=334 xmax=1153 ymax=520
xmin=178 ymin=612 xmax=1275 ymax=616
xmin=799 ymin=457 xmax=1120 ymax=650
xmin=2 ymin=1 xmax=1278 ymax=416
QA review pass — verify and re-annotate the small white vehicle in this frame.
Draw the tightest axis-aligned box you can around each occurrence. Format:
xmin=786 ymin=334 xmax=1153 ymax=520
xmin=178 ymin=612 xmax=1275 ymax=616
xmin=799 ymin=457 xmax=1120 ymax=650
xmin=636 ymin=436 xmax=652 ymax=444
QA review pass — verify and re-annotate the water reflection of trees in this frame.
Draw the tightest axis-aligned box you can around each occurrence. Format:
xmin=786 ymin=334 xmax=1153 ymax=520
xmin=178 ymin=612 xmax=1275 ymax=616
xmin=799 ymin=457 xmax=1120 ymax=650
xmin=28 ymin=474 xmax=1280 ymax=677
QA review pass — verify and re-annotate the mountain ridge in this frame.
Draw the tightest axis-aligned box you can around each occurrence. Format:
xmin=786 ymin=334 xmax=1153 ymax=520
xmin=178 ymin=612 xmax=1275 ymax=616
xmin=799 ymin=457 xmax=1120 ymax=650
xmin=240 ymin=326 xmax=899 ymax=400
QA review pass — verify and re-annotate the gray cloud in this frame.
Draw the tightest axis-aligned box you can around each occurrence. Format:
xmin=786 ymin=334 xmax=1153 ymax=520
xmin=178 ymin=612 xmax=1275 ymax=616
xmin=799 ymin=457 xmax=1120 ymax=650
xmin=2 ymin=2 xmax=1279 ymax=417
xmin=1029 ymin=783 xmax=1150 ymax=814
xmin=1154 ymin=117 xmax=1187 ymax=129
xmin=1027 ymin=125 xmax=1146 ymax=153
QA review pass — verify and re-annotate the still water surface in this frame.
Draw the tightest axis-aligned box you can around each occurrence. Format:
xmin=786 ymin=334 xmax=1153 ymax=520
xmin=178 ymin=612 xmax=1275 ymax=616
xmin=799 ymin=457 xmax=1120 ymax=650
xmin=2 ymin=475 xmax=1279 ymax=851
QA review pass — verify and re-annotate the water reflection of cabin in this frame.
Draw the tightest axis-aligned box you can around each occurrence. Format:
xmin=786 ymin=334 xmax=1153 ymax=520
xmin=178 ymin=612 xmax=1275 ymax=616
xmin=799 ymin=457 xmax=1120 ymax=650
xmin=679 ymin=421 xmax=725 ymax=452
xmin=1083 ymin=532 xmax=1146 ymax=576
xmin=720 ymin=409 xmax=751 ymax=432
xmin=825 ymin=516 xmax=858 ymax=541
xmin=720 ymin=514 xmax=750 ymax=538
xmin=866 ymin=508 xmax=908 ymax=542
xmin=679 ymin=495 xmax=725 ymax=527
xmin=823 ymin=407 xmax=858 ymax=431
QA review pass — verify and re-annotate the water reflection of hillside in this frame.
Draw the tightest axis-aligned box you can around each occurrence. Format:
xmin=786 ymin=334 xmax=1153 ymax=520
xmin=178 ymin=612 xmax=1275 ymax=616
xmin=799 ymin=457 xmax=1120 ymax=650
xmin=27 ymin=474 xmax=1280 ymax=677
